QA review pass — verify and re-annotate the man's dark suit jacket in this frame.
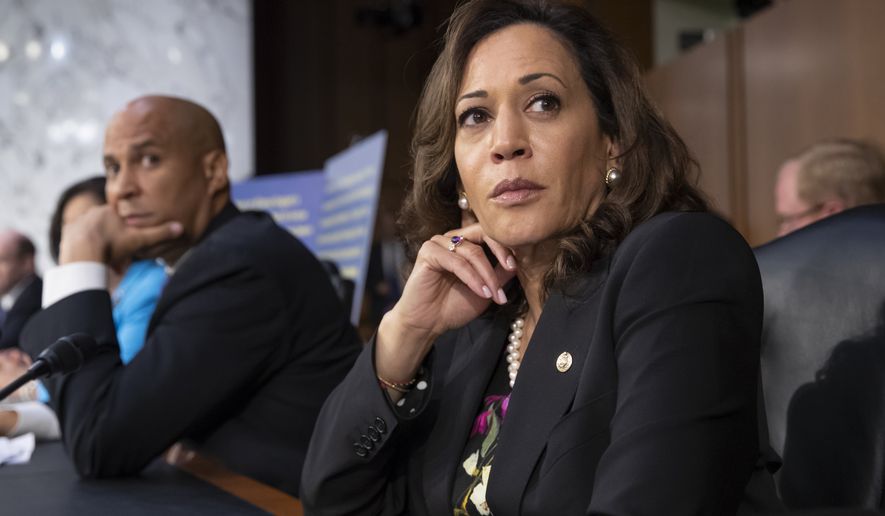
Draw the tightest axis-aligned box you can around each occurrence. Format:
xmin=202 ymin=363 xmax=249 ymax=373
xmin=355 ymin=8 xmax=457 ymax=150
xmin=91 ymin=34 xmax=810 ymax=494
xmin=302 ymin=212 xmax=779 ymax=515
xmin=21 ymin=203 xmax=361 ymax=495
xmin=0 ymin=274 xmax=42 ymax=349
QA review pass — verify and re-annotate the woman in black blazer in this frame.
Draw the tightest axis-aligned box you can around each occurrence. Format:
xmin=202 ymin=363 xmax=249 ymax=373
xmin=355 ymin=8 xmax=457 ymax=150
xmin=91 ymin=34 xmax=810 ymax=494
xmin=302 ymin=1 xmax=775 ymax=514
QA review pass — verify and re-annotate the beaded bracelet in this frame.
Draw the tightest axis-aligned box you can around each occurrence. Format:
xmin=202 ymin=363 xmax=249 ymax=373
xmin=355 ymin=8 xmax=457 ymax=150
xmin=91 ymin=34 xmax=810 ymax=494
xmin=377 ymin=375 xmax=416 ymax=394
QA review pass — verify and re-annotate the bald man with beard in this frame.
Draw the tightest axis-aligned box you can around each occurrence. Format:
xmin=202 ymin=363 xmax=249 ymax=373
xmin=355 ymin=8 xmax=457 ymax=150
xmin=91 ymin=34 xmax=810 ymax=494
xmin=20 ymin=96 xmax=361 ymax=495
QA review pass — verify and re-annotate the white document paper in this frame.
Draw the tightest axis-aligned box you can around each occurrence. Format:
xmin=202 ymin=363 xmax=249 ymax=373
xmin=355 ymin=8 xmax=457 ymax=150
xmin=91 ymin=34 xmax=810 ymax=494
xmin=0 ymin=432 xmax=35 ymax=465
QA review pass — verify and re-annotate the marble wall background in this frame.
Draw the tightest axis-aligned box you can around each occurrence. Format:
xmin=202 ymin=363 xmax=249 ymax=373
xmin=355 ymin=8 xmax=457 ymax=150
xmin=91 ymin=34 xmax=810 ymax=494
xmin=0 ymin=0 xmax=252 ymax=271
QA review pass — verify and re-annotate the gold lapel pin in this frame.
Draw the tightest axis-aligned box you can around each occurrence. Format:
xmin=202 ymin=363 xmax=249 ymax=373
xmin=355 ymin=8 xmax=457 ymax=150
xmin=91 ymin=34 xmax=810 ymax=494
xmin=556 ymin=352 xmax=573 ymax=373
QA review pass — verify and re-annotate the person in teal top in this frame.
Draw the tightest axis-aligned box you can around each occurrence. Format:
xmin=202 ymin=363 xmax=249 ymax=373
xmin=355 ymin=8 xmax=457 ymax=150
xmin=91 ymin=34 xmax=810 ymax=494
xmin=42 ymin=177 xmax=166 ymax=389
xmin=47 ymin=177 xmax=165 ymax=365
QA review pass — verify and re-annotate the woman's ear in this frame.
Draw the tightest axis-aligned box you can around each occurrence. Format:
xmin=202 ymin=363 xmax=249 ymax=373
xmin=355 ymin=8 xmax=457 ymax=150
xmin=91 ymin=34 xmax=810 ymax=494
xmin=455 ymin=181 xmax=477 ymax=225
xmin=605 ymin=138 xmax=622 ymax=168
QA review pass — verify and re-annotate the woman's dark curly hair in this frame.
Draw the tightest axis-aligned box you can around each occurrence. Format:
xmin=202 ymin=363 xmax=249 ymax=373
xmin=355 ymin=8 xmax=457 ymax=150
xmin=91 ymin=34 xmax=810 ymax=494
xmin=49 ymin=176 xmax=106 ymax=264
xmin=399 ymin=0 xmax=708 ymax=307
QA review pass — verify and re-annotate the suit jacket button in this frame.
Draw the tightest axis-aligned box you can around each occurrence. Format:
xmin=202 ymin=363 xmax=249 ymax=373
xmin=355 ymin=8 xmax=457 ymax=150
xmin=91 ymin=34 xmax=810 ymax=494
xmin=367 ymin=426 xmax=381 ymax=441
xmin=359 ymin=435 xmax=374 ymax=450
xmin=374 ymin=417 xmax=387 ymax=433
xmin=353 ymin=443 xmax=368 ymax=457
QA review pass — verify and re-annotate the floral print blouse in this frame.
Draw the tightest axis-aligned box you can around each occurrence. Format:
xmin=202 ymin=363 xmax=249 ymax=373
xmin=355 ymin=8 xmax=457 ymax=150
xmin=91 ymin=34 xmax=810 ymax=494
xmin=452 ymin=348 xmax=511 ymax=515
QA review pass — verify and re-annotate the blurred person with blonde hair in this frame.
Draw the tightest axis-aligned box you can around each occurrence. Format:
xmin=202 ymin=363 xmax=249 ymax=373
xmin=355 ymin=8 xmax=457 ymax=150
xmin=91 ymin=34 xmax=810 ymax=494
xmin=775 ymin=139 xmax=885 ymax=236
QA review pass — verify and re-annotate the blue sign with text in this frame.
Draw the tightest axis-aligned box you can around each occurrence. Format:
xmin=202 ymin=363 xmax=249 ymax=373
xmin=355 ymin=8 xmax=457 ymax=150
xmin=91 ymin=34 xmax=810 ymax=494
xmin=231 ymin=130 xmax=387 ymax=324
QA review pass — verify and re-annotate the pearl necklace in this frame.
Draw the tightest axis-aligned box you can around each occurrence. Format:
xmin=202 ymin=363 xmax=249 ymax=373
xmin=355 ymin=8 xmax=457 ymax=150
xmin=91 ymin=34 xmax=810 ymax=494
xmin=506 ymin=317 xmax=525 ymax=388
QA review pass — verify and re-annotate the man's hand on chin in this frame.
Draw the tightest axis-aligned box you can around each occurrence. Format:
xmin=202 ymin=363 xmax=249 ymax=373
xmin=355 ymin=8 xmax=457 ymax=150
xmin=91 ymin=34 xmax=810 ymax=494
xmin=58 ymin=205 xmax=183 ymax=270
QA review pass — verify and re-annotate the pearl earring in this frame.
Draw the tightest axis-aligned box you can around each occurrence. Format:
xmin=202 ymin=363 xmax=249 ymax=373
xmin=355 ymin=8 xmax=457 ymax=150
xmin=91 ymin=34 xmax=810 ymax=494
xmin=605 ymin=167 xmax=621 ymax=187
xmin=458 ymin=191 xmax=469 ymax=210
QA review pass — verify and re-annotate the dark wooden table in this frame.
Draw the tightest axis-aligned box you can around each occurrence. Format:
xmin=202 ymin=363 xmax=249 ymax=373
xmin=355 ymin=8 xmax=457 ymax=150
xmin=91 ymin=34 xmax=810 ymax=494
xmin=0 ymin=441 xmax=303 ymax=515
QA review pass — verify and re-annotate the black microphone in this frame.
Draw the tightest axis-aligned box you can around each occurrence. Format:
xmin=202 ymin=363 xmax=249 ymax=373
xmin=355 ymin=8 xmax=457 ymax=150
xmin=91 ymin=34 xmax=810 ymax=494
xmin=0 ymin=333 xmax=100 ymax=401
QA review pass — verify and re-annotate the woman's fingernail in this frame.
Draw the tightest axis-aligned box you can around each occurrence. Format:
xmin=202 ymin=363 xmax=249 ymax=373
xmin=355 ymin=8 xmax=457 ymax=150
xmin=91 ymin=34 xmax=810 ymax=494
xmin=482 ymin=285 xmax=492 ymax=299
xmin=497 ymin=288 xmax=508 ymax=304
xmin=169 ymin=222 xmax=183 ymax=234
xmin=505 ymin=256 xmax=516 ymax=269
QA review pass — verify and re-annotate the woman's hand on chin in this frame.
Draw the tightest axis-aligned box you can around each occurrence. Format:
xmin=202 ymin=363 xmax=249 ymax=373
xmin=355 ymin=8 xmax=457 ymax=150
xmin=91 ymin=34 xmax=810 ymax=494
xmin=376 ymin=223 xmax=517 ymax=381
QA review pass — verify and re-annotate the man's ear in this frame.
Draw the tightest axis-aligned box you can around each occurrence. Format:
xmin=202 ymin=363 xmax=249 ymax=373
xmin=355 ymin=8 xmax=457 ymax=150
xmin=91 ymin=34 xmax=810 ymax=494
xmin=820 ymin=199 xmax=845 ymax=217
xmin=202 ymin=149 xmax=229 ymax=196
xmin=23 ymin=254 xmax=35 ymax=275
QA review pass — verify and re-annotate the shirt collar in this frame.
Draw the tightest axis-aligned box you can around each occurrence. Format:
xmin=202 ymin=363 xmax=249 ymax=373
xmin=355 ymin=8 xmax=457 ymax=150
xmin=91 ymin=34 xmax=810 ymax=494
xmin=157 ymin=202 xmax=239 ymax=277
xmin=158 ymin=248 xmax=194 ymax=277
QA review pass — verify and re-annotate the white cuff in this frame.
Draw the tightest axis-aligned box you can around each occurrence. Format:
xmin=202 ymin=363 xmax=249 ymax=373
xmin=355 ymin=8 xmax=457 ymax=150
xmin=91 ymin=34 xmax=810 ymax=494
xmin=5 ymin=402 xmax=60 ymax=440
xmin=42 ymin=262 xmax=108 ymax=307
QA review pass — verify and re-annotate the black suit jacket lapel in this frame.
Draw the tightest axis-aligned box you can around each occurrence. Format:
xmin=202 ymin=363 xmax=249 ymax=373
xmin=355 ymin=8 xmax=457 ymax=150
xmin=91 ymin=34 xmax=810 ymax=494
xmin=147 ymin=203 xmax=241 ymax=334
xmin=489 ymin=268 xmax=607 ymax=515
xmin=422 ymin=314 xmax=508 ymax=515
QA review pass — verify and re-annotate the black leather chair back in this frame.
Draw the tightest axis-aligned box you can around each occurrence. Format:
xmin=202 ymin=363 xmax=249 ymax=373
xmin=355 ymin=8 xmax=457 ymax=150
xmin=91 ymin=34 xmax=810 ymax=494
xmin=754 ymin=203 xmax=885 ymax=510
